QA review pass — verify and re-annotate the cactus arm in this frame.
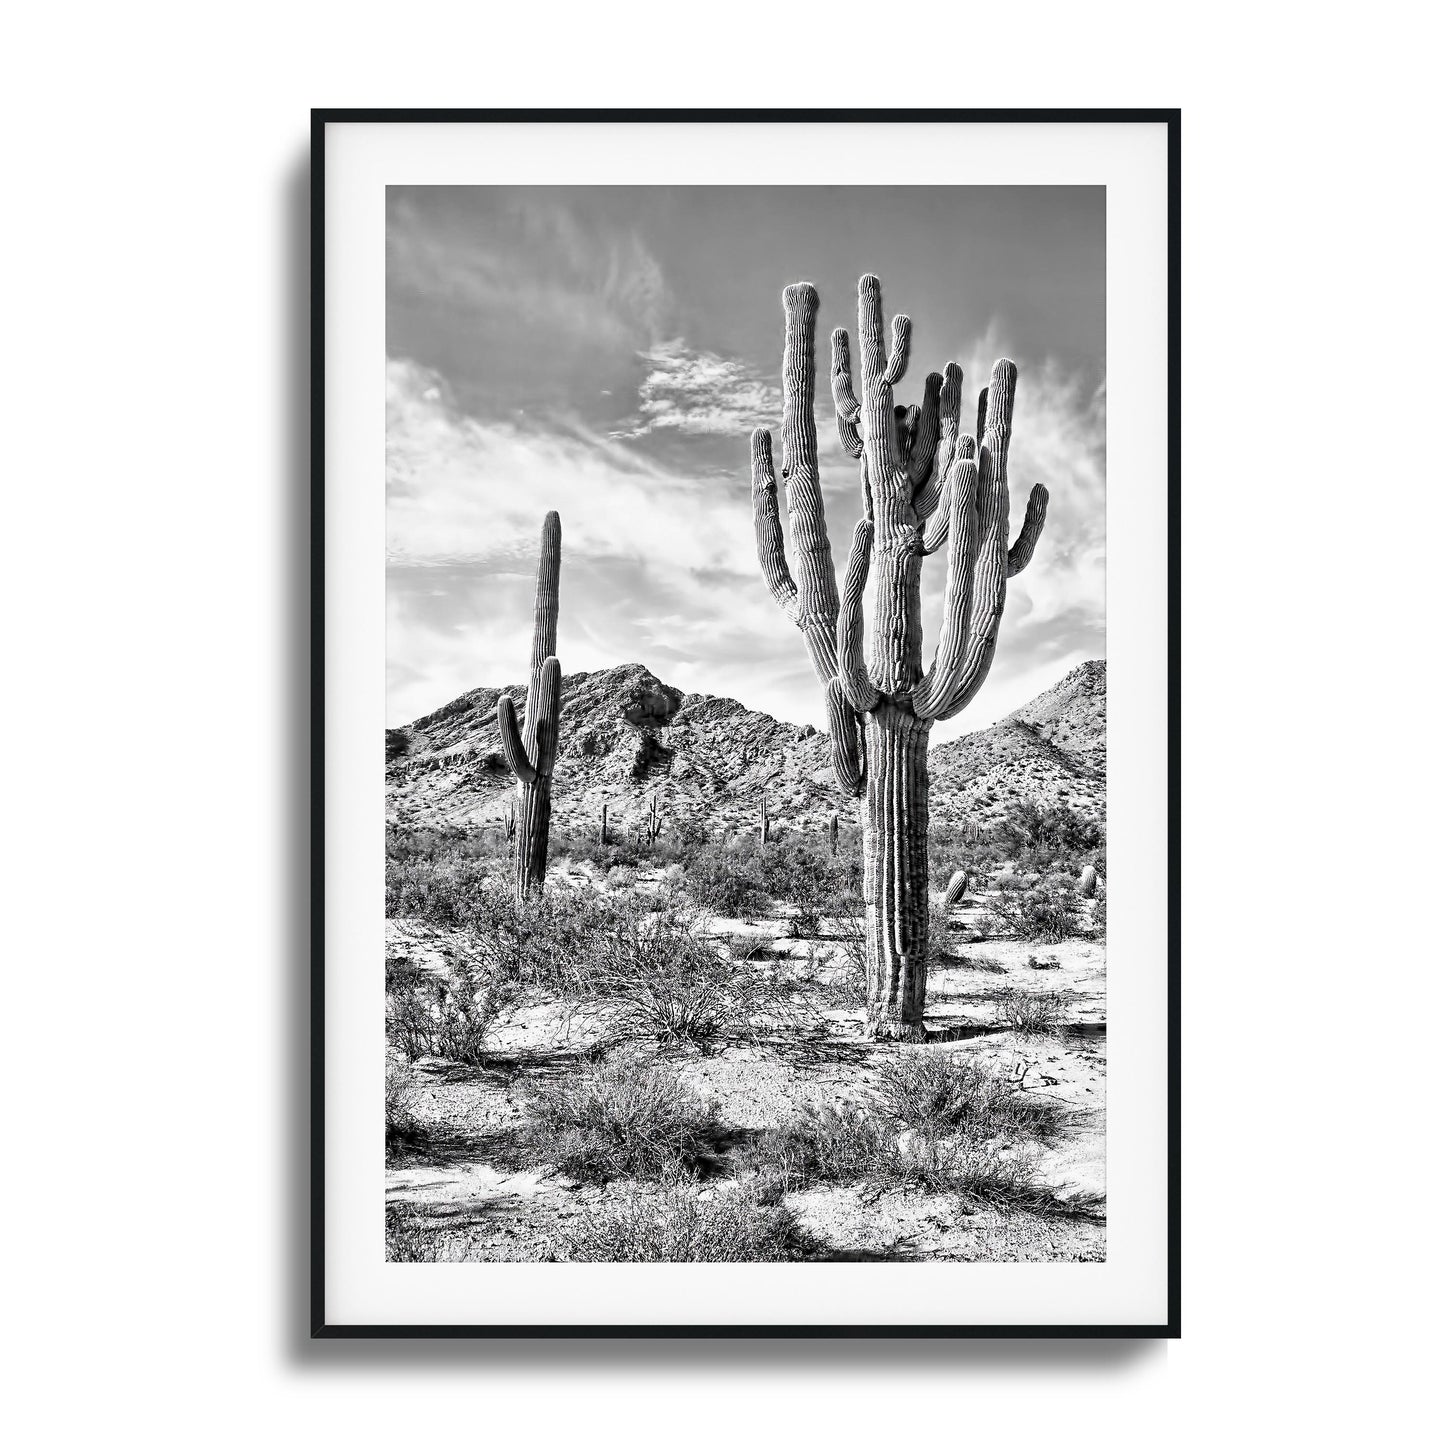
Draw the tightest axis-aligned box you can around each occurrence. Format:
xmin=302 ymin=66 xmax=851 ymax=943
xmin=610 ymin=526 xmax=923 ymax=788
xmin=930 ymin=363 xmax=1017 ymax=721
xmin=750 ymin=284 xmax=841 ymax=684
xmin=921 ymin=434 xmax=974 ymax=556
xmin=912 ymin=454 xmax=980 ymax=720
xmin=914 ymin=363 xmax=961 ymax=529
xmin=779 ymin=284 xmax=841 ymax=681
xmin=1006 ymin=483 xmax=1050 ymax=576
xmin=825 ymin=678 xmax=865 ymax=798
xmin=830 ymin=329 xmax=864 ymax=460
xmin=883 ymin=314 xmax=911 ymax=386
xmin=750 ymin=428 xmax=800 ymax=622
xmin=907 ymin=371 xmax=944 ymax=501
xmin=497 ymin=693 xmax=536 ymax=786
xmin=857 ymin=276 xmax=902 ymax=477
xmin=837 ymin=518 xmax=881 ymax=713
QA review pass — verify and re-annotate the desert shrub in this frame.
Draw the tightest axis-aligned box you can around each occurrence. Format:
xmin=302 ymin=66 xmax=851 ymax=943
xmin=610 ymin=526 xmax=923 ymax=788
xmin=1027 ymin=953 xmax=1061 ymax=971
xmin=740 ymin=1054 xmax=1082 ymax=1213
xmin=744 ymin=1102 xmax=894 ymax=1192
xmin=518 ymin=1059 xmax=721 ymax=1183
xmin=385 ymin=1203 xmax=449 ymax=1262
xmin=987 ymin=885 xmax=1083 ymax=943
xmin=994 ymin=987 xmax=1067 ymax=1036
xmin=384 ymin=855 xmax=514 ymax=928
xmin=756 ymin=838 xmax=861 ymax=916
xmin=1092 ymin=893 xmax=1107 ymax=939
xmin=385 ymin=953 xmax=514 ymax=1064
xmin=385 ymin=1057 xmax=429 ymax=1161
xmin=561 ymin=1180 xmax=817 ymax=1262
xmin=872 ymin=1052 xmax=1062 ymax=1143
xmin=682 ymin=834 xmax=861 ymax=921
xmin=684 ymin=843 xmax=772 ymax=917
xmin=581 ymin=910 xmax=812 ymax=1049
xmin=385 ymin=729 xmax=410 ymax=762
xmin=816 ymin=916 xmax=869 ymax=1005
xmin=998 ymin=801 xmax=1102 ymax=855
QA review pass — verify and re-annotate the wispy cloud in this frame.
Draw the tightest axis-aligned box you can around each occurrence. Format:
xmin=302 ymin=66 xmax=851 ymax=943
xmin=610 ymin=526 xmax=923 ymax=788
xmin=386 ymin=355 xmax=816 ymax=727
xmin=387 ymin=192 xmax=674 ymax=350
xmin=609 ymin=341 xmax=782 ymax=439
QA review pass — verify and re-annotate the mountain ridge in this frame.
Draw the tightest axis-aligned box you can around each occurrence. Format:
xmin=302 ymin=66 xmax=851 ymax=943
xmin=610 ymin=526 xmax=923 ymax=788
xmin=386 ymin=659 xmax=1105 ymax=836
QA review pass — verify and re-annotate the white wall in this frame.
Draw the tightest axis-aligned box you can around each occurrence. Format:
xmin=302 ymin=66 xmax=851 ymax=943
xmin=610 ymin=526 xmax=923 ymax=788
xmin=3 ymin=4 xmax=1437 ymax=1440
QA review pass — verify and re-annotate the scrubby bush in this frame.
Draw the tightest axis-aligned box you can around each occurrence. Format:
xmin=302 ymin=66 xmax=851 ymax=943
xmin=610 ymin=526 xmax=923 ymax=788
xmin=872 ymin=1052 xmax=1062 ymax=1143
xmin=385 ymin=1203 xmax=450 ymax=1262
xmin=987 ymin=884 xmax=1083 ymax=943
xmin=740 ymin=1053 xmax=1086 ymax=1215
xmin=561 ymin=1180 xmax=817 ymax=1262
xmin=684 ymin=842 xmax=772 ymax=917
xmin=385 ymin=1057 xmax=429 ymax=1161
xmin=579 ymin=909 xmax=813 ymax=1050
xmin=518 ymin=1059 xmax=721 ymax=1184
xmin=994 ymin=802 xmax=1106 ymax=879
xmin=385 ymin=953 xmax=514 ymax=1065
xmin=994 ymin=987 xmax=1068 ymax=1036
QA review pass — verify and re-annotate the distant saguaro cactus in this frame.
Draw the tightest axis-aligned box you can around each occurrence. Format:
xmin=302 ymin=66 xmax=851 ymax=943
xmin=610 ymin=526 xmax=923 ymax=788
xmin=1077 ymin=864 xmax=1098 ymax=898
xmin=750 ymin=279 xmax=1048 ymax=1038
xmin=644 ymin=795 xmax=663 ymax=845
xmin=942 ymin=870 xmax=970 ymax=910
xmin=759 ymin=792 xmax=770 ymax=844
xmin=497 ymin=512 xmax=563 ymax=902
xmin=828 ymin=812 xmax=839 ymax=856
xmin=598 ymin=802 xmax=609 ymax=846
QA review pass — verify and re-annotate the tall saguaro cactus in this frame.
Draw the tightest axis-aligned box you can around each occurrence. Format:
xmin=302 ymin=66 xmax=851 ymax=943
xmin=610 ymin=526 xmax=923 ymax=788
xmin=751 ymin=279 xmax=1048 ymax=1038
xmin=497 ymin=512 xmax=563 ymax=903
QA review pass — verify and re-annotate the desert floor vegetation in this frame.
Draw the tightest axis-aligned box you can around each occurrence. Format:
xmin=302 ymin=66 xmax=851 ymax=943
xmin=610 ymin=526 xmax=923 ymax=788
xmin=383 ymin=806 xmax=1106 ymax=1263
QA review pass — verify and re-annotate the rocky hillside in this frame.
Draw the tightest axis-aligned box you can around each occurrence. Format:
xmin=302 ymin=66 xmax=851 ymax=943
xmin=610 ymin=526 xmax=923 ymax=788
xmin=929 ymin=661 xmax=1106 ymax=828
xmin=386 ymin=659 xmax=1105 ymax=837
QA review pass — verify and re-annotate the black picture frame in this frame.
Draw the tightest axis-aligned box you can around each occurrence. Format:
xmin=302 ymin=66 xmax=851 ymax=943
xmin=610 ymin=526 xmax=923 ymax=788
xmin=311 ymin=108 xmax=1180 ymax=1340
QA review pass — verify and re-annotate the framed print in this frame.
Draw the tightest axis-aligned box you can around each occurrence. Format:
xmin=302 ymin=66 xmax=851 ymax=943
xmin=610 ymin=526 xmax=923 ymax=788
xmin=313 ymin=109 xmax=1179 ymax=1338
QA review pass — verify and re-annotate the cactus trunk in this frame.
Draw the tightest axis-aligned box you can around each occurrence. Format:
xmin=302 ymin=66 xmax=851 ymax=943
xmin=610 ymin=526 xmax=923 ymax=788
xmin=859 ymin=706 xmax=932 ymax=1037
xmin=497 ymin=512 xmax=563 ymax=904
xmin=515 ymin=769 xmax=552 ymax=901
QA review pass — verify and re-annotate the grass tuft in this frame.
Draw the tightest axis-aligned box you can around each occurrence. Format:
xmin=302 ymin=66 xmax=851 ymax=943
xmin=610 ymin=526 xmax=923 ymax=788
xmin=517 ymin=1059 xmax=721 ymax=1184
xmin=561 ymin=1180 xmax=818 ymax=1262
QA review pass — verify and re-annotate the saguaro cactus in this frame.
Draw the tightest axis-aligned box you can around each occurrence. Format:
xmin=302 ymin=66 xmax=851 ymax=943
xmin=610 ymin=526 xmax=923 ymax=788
xmin=497 ymin=512 xmax=563 ymax=903
xmin=750 ymin=279 xmax=1048 ymax=1038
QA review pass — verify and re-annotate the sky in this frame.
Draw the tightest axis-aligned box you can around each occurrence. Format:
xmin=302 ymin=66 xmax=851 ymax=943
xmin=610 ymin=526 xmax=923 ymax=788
xmin=386 ymin=186 xmax=1105 ymax=742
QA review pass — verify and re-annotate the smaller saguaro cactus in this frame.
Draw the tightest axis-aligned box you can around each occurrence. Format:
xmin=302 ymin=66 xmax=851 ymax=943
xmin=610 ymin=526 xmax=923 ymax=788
xmin=759 ymin=792 xmax=770 ymax=845
xmin=1077 ymin=864 xmax=1098 ymax=898
xmin=599 ymin=802 xmax=609 ymax=846
xmin=644 ymin=795 xmax=663 ymax=845
xmin=505 ymin=800 xmax=517 ymax=846
xmin=942 ymin=870 xmax=970 ymax=910
xmin=497 ymin=512 xmax=562 ymax=903
xmin=828 ymin=812 xmax=839 ymax=857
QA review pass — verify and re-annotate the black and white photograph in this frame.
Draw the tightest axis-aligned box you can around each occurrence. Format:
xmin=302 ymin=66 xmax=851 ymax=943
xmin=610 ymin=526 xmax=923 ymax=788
xmin=15 ymin=4 xmax=1445 ymax=1430
xmin=381 ymin=181 xmax=1111 ymax=1267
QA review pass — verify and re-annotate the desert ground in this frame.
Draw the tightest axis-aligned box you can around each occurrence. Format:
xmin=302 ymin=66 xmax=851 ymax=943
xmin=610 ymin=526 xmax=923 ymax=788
xmin=384 ymin=820 xmax=1106 ymax=1264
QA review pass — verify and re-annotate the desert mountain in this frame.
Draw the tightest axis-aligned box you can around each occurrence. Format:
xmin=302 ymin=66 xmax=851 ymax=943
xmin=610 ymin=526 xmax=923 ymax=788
xmin=386 ymin=659 xmax=1105 ymax=838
